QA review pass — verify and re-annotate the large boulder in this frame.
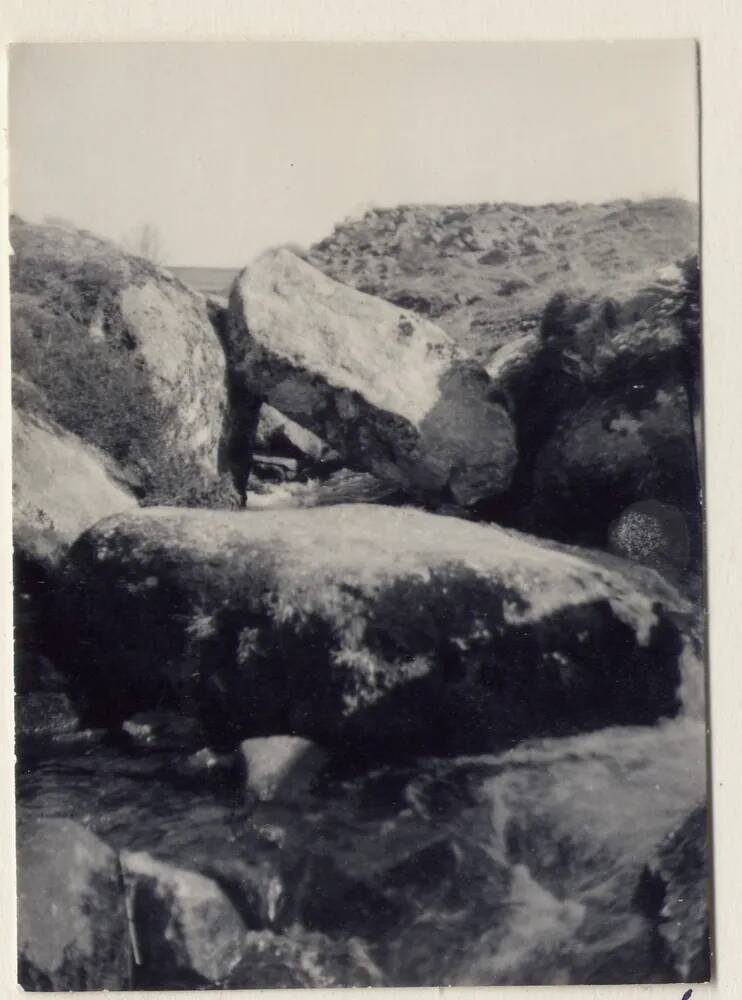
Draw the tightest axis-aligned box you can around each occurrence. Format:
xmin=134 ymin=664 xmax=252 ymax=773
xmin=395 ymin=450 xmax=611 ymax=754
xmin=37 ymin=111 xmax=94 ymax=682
xmin=223 ymin=249 xmax=517 ymax=506
xmin=58 ymin=504 xmax=697 ymax=755
xmin=121 ymin=851 xmax=246 ymax=988
xmin=10 ymin=217 xmax=236 ymax=506
xmin=17 ymin=818 xmax=130 ymax=990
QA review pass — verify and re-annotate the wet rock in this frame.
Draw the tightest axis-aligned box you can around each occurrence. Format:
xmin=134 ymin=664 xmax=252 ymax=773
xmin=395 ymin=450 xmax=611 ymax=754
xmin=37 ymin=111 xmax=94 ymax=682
xmin=241 ymin=735 xmax=328 ymax=802
xmin=224 ymin=248 xmax=516 ymax=506
xmin=10 ymin=217 xmax=236 ymax=506
xmin=17 ymin=818 xmax=130 ymax=990
xmin=636 ymin=803 xmax=710 ymax=981
xmin=60 ymin=504 xmax=693 ymax=755
xmin=121 ymin=850 xmax=247 ymax=988
xmin=608 ymin=500 xmax=691 ymax=573
xmin=225 ymin=927 xmax=384 ymax=988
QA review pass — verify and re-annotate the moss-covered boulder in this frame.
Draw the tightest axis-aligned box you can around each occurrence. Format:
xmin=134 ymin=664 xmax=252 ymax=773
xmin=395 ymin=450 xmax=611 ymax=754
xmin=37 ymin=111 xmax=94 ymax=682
xmin=10 ymin=217 xmax=236 ymax=506
xmin=58 ymin=504 xmax=696 ymax=756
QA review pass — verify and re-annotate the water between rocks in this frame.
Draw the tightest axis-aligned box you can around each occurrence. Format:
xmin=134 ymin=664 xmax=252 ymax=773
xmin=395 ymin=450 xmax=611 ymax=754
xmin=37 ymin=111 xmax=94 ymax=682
xmin=17 ymin=712 xmax=706 ymax=987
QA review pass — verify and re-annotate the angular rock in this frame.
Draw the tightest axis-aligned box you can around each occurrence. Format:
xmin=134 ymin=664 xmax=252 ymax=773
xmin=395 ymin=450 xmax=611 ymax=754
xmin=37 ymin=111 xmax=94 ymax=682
xmin=59 ymin=504 xmax=694 ymax=755
xmin=255 ymin=403 xmax=337 ymax=467
xmin=10 ymin=217 xmax=236 ymax=506
xmin=224 ymin=249 xmax=517 ymax=506
xmin=121 ymin=850 xmax=246 ymax=988
xmin=240 ymin=735 xmax=328 ymax=802
xmin=17 ymin=818 xmax=130 ymax=990
xmin=13 ymin=403 xmax=137 ymax=572
xmin=636 ymin=803 xmax=710 ymax=981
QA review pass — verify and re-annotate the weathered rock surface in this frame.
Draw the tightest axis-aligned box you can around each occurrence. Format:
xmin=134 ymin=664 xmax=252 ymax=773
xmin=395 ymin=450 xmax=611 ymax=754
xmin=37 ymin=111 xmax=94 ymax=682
xmin=241 ymin=735 xmax=328 ymax=802
xmin=13 ymin=403 xmax=138 ymax=572
xmin=10 ymin=217 xmax=236 ymax=506
xmin=636 ymin=803 xmax=710 ymax=981
xmin=121 ymin=851 xmax=246 ymax=988
xmin=224 ymin=249 xmax=516 ymax=506
xmin=59 ymin=504 xmax=695 ymax=755
xmin=609 ymin=500 xmax=691 ymax=573
xmin=17 ymin=818 xmax=130 ymax=990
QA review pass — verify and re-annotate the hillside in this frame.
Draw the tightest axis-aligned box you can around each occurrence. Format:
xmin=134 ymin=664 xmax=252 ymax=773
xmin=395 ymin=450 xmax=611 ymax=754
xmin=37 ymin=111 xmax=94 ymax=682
xmin=306 ymin=198 xmax=698 ymax=363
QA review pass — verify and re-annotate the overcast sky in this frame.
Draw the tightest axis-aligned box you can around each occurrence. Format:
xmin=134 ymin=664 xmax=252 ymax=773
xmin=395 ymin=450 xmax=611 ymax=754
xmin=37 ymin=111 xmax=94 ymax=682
xmin=9 ymin=41 xmax=699 ymax=267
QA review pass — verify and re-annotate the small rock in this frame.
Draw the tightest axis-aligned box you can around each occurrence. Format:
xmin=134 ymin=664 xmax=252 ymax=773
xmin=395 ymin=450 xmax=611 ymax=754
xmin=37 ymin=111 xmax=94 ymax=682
xmin=17 ymin=818 xmax=130 ymax=990
xmin=121 ymin=850 xmax=247 ymax=988
xmin=240 ymin=735 xmax=328 ymax=802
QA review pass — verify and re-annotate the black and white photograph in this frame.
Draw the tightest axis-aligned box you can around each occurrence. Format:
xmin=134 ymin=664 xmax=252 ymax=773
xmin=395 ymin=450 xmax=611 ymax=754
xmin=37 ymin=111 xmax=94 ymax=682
xmin=8 ymin=40 xmax=709 ymax=990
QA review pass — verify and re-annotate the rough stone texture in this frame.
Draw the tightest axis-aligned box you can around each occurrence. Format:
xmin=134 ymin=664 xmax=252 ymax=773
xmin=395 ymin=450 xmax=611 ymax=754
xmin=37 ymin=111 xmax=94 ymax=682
xmin=240 ymin=735 xmax=328 ymax=802
xmin=121 ymin=850 xmax=246 ymax=988
xmin=10 ymin=217 xmax=236 ymax=506
xmin=224 ymin=249 xmax=517 ymax=506
xmin=17 ymin=818 xmax=130 ymax=990
xmin=59 ymin=504 xmax=695 ymax=755
xmin=13 ymin=403 xmax=138 ymax=572
xmin=636 ymin=803 xmax=710 ymax=982
xmin=608 ymin=500 xmax=691 ymax=573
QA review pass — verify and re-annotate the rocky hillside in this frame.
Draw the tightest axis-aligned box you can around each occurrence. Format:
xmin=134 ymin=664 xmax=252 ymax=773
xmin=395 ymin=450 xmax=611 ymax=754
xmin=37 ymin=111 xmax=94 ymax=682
xmin=307 ymin=198 xmax=698 ymax=362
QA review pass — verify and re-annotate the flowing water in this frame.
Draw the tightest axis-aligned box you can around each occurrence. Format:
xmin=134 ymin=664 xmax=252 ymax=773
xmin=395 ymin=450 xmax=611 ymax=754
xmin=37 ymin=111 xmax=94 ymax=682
xmin=17 ymin=710 xmax=707 ymax=987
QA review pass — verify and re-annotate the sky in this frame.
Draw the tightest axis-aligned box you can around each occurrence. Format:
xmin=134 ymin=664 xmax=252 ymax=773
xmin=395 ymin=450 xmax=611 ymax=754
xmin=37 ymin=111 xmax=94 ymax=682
xmin=9 ymin=41 xmax=699 ymax=267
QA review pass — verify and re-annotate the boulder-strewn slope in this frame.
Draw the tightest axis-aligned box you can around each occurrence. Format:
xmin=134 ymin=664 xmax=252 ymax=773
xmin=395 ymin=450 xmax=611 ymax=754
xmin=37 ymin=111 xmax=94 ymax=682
xmin=307 ymin=199 xmax=698 ymax=362
xmin=224 ymin=249 xmax=517 ymax=506
xmin=10 ymin=216 xmax=236 ymax=507
xmin=58 ymin=504 xmax=697 ymax=755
